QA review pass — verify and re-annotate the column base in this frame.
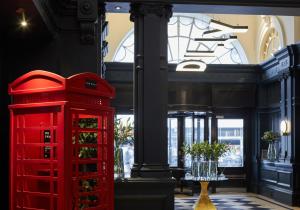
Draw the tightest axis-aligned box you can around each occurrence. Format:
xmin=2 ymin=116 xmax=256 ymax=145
xmin=115 ymin=177 xmax=176 ymax=210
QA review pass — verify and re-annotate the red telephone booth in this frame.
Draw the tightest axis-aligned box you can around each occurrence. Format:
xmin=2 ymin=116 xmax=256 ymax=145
xmin=9 ymin=70 xmax=115 ymax=210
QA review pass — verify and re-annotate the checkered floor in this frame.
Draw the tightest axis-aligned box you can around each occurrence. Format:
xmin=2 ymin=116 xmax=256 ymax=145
xmin=175 ymin=194 xmax=293 ymax=210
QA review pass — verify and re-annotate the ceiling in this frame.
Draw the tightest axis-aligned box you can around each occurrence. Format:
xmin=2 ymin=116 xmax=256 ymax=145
xmin=1 ymin=0 xmax=300 ymax=42
xmin=106 ymin=1 xmax=300 ymax=16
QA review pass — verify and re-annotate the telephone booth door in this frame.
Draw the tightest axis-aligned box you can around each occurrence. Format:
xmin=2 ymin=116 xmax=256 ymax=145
xmin=11 ymin=105 xmax=64 ymax=210
xmin=71 ymin=109 xmax=114 ymax=209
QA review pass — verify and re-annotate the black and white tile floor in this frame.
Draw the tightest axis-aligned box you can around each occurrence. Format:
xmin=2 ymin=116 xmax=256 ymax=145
xmin=175 ymin=194 xmax=294 ymax=210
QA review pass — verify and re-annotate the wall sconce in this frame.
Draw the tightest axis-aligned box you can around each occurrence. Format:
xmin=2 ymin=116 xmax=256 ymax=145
xmin=280 ymin=119 xmax=289 ymax=136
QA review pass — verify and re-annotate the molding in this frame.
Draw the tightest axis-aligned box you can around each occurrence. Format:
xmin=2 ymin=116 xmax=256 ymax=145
xmin=260 ymin=45 xmax=293 ymax=82
xmin=105 ymin=62 xmax=260 ymax=84
xmin=77 ymin=0 xmax=98 ymax=44
xmin=107 ymin=0 xmax=300 ymax=7
xmin=261 ymin=44 xmax=300 ymax=82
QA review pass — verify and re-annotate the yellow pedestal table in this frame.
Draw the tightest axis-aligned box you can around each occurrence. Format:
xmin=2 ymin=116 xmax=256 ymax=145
xmin=184 ymin=176 xmax=228 ymax=210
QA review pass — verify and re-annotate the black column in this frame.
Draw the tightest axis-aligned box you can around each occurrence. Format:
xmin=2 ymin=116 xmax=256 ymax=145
xmin=114 ymin=3 xmax=175 ymax=210
xmin=130 ymin=3 xmax=172 ymax=178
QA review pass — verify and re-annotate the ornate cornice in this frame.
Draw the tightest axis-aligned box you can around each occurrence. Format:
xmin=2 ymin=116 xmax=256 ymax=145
xmin=260 ymin=44 xmax=300 ymax=82
xmin=130 ymin=3 xmax=172 ymax=22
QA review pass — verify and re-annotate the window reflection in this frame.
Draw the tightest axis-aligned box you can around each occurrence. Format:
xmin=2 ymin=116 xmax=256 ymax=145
xmin=218 ymin=119 xmax=244 ymax=167
xmin=184 ymin=116 xmax=205 ymax=168
xmin=168 ymin=118 xmax=178 ymax=167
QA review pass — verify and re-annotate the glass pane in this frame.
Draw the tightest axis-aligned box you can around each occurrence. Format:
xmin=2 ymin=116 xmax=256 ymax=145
xmin=116 ymin=114 xmax=134 ymax=178
xmin=184 ymin=117 xmax=193 ymax=168
xmin=208 ymin=117 xmax=212 ymax=144
xmin=194 ymin=118 xmax=204 ymax=143
xmin=168 ymin=118 xmax=178 ymax=167
xmin=218 ymin=119 xmax=244 ymax=167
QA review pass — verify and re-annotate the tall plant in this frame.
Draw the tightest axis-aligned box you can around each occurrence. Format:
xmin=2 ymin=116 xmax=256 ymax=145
xmin=114 ymin=117 xmax=134 ymax=148
xmin=114 ymin=117 xmax=134 ymax=177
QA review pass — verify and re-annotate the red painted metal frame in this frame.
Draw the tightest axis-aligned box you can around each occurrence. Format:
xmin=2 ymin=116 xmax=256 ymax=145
xmin=9 ymin=70 xmax=115 ymax=210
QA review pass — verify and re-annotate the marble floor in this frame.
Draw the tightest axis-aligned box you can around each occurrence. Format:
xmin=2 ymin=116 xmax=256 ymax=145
xmin=175 ymin=193 xmax=298 ymax=210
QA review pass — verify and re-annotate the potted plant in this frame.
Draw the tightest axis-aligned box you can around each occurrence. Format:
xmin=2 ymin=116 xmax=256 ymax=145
xmin=114 ymin=117 xmax=134 ymax=178
xmin=182 ymin=141 xmax=229 ymax=178
xmin=261 ymin=130 xmax=280 ymax=162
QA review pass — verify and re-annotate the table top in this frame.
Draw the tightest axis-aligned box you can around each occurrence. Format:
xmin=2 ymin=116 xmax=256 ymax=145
xmin=181 ymin=175 xmax=228 ymax=182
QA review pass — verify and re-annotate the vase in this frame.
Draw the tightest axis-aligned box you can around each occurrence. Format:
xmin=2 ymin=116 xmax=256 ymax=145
xmin=267 ymin=142 xmax=277 ymax=162
xmin=114 ymin=147 xmax=124 ymax=178
xmin=191 ymin=157 xmax=200 ymax=177
xmin=199 ymin=161 xmax=209 ymax=178
xmin=209 ymin=160 xmax=218 ymax=179
xmin=198 ymin=160 xmax=218 ymax=179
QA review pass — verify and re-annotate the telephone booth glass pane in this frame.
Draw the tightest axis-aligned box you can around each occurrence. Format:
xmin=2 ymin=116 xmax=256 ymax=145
xmin=72 ymin=112 xmax=111 ymax=209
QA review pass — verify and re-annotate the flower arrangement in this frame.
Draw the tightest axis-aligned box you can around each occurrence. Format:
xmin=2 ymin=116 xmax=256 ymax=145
xmin=182 ymin=141 xmax=229 ymax=161
xmin=182 ymin=141 xmax=229 ymax=178
xmin=261 ymin=131 xmax=280 ymax=142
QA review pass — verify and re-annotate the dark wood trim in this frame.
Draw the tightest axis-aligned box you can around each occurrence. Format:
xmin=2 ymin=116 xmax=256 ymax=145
xmin=105 ymin=62 xmax=260 ymax=84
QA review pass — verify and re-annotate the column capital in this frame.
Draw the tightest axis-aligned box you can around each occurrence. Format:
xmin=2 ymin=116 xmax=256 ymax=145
xmin=130 ymin=3 xmax=172 ymax=22
xmin=278 ymin=69 xmax=293 ymax=81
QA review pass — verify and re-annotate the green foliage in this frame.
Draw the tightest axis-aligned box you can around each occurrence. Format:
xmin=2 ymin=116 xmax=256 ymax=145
xmin=114 ymin=117 xmax=134 ymax=175
xmin=202 ymin=141 xmax=212 ymax=160
xmin=182 ymin=143 xmax=204 ymax=158
xmin=78 ymin=147 xmax=97 ymax=159
xmin=182 ymin=141 xmax=230 ymax=161
xmin=78 ymin=118 xmax=98 ymax=129
xmin=211 ymin=142 xmax=230 ymax=161
xmin=114 ymin=117 xmax=134 ymax=148
xmin=261 ymin=131 xmax=280 ymax=142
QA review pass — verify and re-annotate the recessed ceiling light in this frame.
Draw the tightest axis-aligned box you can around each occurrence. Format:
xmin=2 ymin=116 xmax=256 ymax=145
xmin=115 ymin=6 xmax=122 ymax=10
xmin=16 ymin=8 xmax=29 ymax=29
xmin=20 ymin=20 xmax=28 ymax=28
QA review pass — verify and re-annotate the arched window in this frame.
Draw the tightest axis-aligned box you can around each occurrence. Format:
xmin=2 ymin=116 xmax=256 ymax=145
xmin=113 ymin=14 xmax=249 ymax=64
